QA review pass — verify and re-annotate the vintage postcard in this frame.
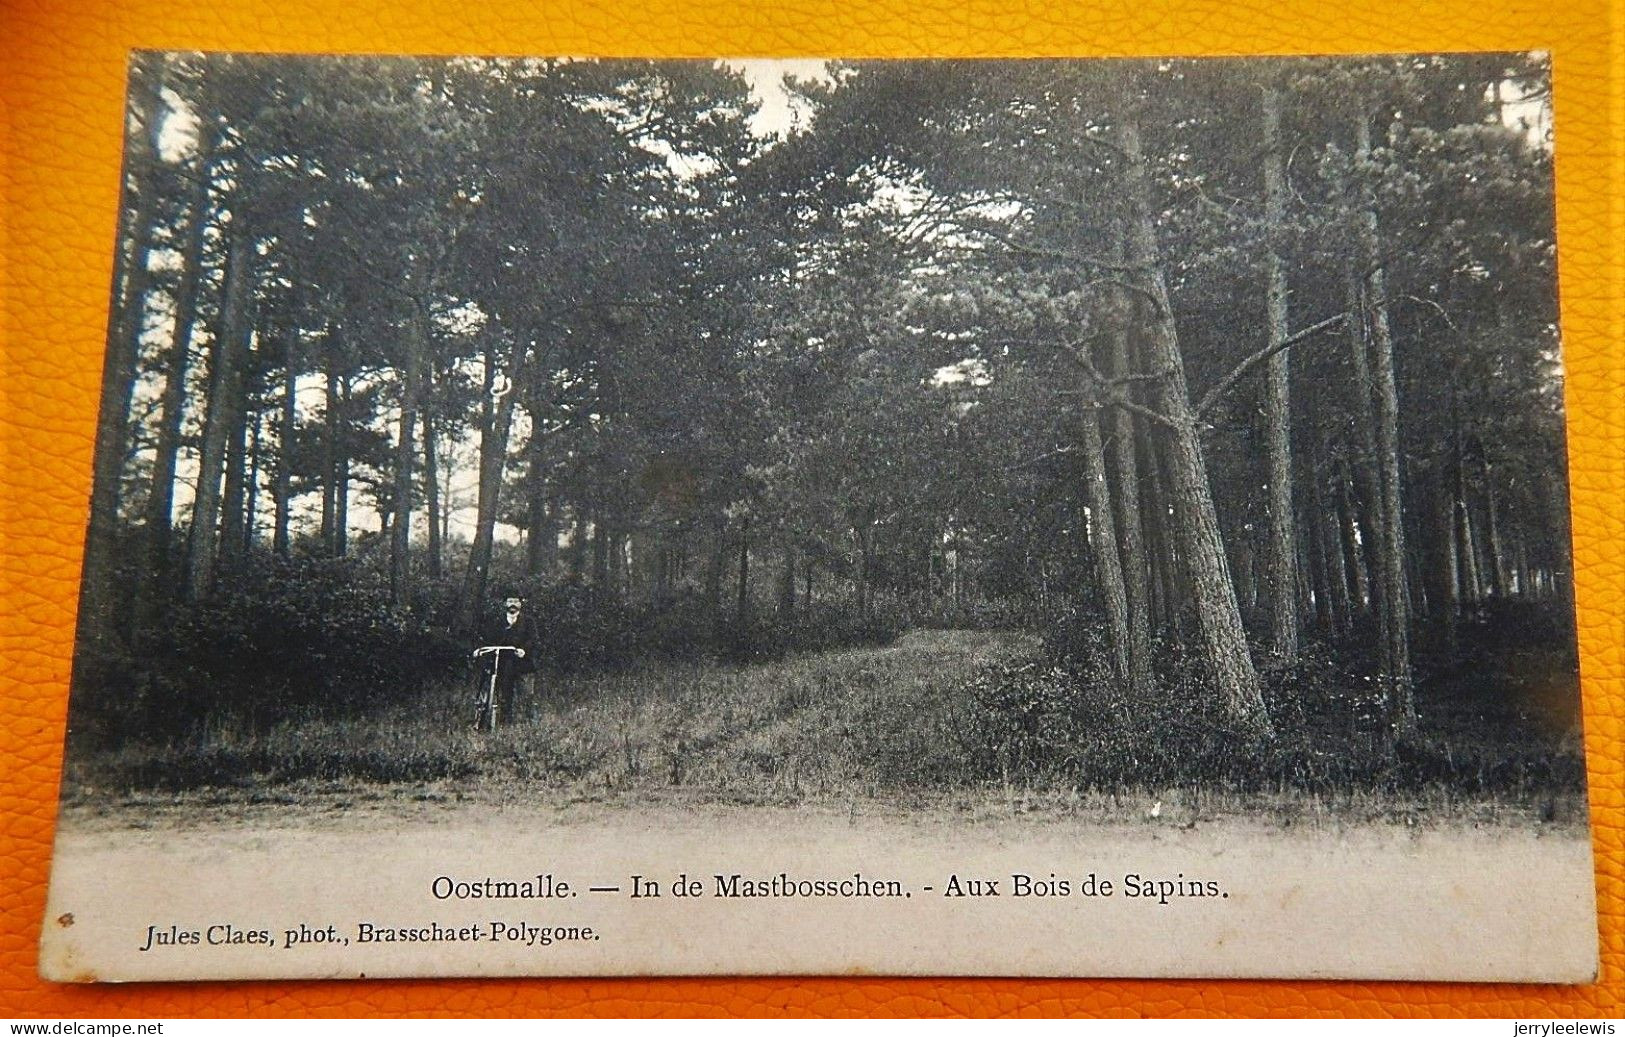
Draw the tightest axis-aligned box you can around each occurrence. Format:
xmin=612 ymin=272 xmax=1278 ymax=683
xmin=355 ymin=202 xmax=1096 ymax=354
xmin=41 ymin=51 xmax=1596 ymax=982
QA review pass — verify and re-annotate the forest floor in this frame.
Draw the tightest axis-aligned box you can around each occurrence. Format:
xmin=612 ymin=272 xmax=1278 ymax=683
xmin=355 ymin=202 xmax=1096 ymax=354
xmin=62 ymin=628 xmax=1588 ymax=833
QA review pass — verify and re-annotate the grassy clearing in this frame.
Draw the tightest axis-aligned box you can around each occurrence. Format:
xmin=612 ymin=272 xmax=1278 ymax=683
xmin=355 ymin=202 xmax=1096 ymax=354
xmin=63 ymin=626 xmax=1586 ymax=829
xmin=66 ymin=630 xmax=1028 ymax=802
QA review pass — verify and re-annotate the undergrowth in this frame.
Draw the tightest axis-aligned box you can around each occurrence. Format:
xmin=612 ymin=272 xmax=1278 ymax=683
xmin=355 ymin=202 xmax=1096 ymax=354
xmin=64 ymin=609 xmax=1586 ymax=821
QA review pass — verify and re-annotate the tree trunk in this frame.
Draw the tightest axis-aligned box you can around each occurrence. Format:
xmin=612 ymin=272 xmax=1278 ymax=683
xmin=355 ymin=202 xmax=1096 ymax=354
xmin=455 ymin=334 xmax=527 ymax=631
xmin=1335 ymin=456 xmax=1370 ymax=614
xmin=652 ymin=536 xmax=669 ymax=605
xmin=1304 ymin=487 xmax=1334 ymax=633
xmin=273 ymin=325 xmax=297 ymax=558
xmin=1457 ymin=489 xmax=1483 ymax=604
xmin=1480 ymin=453 xmax=1508 ymax=598
xmin=608 ymin=525 xmax=626 ymax=599
xmin=1079 ymin=401 xmax=1132 ymax=688
xmin=1430 ymin=467 xmax=1460 ymax=644
xmin=242 ymin=411 xmax=262 ymax=553
xmin=219 ymin=388 xmax=251 ymax=565
xmin=777 ymin=540 xmax=797 ymax=617
xmin=441 ymin=439 xmax=455 ymax=556
xmin=389 ymin=313 xmax=426 ymax=608
xmin=186 ymin=225 xmax=254 ymax=600
xmin=591 ymin=515 xmax=609 ymax=588
xmin=1109 ymin=330 xmax=1153 ymax=695
xmin=79 ymin=59 xmax=169 ymax=659
xmin=321 ymin=335 xmax=339 ymax=553
xmin=1260 ymin=82 xmax=1299 ymax=661
xmin=142 ymin=130 xmax=217 ymax=617
xmin=570 ymin=507 xmax=589 ymax=582
xmin=1321 ymin=498 xmax=1353 ymax=637
xmin=1304 ymin=431 xmax=1352 ymax=637
xmin=1114 ymin=76 xmax=1271 ymax=736
xmin=1353 ymin=109 xmax=1417 ymax=738
xmin=1232 ymin=537 xmax=1258 ymax=616
xmin=524 ymin=415 xmax=555 ymax=578
xmin=1296 ymin=519 xmax=1317 ymax=624
xmin=333 ymin=374 xmax=350 ymax=558
xmin=854 ymin=522 xmax=872 ymax=618
xmin=1342 ymin=269 xmax=1386 ymax=615
xmin=1140 ymin=432 xmax=1176 ymax=636
xmin=736 ymin=515 xmax=751 ymax=624
xmin=526 ymin=493 xmax=558 ymax=580
xmin=423 ymin=400 xmax=442 ymax=580
xmin=704 ymin=515 xmax=726 ymax=633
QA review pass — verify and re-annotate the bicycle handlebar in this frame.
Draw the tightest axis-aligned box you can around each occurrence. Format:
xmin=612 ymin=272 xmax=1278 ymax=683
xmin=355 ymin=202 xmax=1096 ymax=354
xmin=472 ymin=645 xmax=523 ymax=658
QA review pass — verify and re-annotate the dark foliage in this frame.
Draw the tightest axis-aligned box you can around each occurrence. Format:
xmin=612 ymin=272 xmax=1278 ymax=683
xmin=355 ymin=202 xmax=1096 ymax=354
xmin=959 ymin=609 xmax=1585 ymax=797
xmin=73 ymin=561 xmax=906 ymax=751
xmin=72 ymin=556 xmax=466 ymax=743
xmin=519 ymin=583 xmax=901 ymax=671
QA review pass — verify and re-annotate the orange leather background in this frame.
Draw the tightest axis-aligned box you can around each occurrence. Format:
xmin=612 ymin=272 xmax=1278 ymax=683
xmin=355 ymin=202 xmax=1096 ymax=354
xmin=2 ymin=0 xmax=1621 ymax=1018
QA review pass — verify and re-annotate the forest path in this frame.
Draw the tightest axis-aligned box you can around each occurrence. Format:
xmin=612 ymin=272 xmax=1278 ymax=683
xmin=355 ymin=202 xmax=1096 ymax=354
xmin=621 ymin=627 xmax=1039 ymax=795
xmin=448 ymin=626 xmax=1043 ymax=799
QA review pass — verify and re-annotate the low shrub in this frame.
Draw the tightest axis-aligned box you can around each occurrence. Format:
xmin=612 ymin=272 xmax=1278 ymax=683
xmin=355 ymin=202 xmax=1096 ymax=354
xmin=956 ymin=610 xmax=1586 ymax=798
xmin=75 ymin=555 xmax=466 ymax=743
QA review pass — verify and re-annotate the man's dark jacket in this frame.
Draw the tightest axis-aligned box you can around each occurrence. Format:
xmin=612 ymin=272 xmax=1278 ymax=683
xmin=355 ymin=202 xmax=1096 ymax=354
xmin=478 ymin=612 xmax=539 ymax=675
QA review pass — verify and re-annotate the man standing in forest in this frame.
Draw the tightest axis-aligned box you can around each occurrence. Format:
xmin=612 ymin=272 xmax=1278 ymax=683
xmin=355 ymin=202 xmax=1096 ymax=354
xmin=476 ymin=590 xmax=539 ymax=726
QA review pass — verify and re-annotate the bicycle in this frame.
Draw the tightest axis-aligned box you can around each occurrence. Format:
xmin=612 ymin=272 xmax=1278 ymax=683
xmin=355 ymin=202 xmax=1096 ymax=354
xmin=471 ymin=644 xmax=524 ymax=732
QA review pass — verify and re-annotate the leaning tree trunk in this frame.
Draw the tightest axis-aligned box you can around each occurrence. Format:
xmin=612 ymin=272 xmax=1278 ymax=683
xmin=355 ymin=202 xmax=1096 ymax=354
xmin=1353 ymin=109 xmax=1417 ymax=739
xmin=1114 ymin=76 xmax=1273 ymax=736
xmin=186 ymin=225 xmax=254 ymax=600
xmin=1259 ymin=82 xmax=1299 ymax=661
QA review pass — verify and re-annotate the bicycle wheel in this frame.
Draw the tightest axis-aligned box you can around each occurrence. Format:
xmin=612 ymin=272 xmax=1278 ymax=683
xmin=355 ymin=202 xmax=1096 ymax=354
xmin=475 ymin=673 xmax=496 ymax=732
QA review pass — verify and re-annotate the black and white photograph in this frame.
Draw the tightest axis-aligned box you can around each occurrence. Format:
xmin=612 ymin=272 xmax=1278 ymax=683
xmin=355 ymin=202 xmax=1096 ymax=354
xmin=44 ymin=51 xmax=1596 ymax=982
